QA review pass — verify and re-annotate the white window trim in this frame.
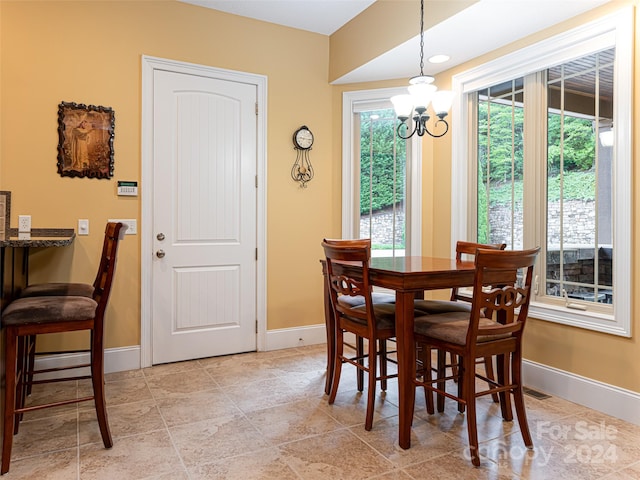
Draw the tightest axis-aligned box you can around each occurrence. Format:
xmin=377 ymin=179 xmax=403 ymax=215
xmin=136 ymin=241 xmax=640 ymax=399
xmin=451 ymin=8 xmax=632 ymax=337
xmin=342 ymin=88 xmax=422 ymax=255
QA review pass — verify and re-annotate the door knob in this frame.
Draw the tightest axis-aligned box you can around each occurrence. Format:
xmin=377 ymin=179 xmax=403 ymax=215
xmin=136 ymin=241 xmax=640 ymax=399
xmin=156 ymin=249 xmax=165 ymax=258
xmin=157 ymin=233 xmax=165 ymax=241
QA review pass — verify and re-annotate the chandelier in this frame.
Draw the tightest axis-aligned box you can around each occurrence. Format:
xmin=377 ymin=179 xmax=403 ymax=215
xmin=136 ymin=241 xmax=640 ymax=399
xmin=390 ymin=0 xmax=453 ymax=139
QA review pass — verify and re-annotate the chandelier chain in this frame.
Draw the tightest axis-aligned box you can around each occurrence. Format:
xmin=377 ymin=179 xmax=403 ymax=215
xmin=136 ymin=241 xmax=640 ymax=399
xmin=419 ymin=0 xmax=425 ymax=76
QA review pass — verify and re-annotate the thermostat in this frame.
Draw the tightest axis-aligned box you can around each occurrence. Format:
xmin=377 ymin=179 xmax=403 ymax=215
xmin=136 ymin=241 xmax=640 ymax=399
xmin=117 ymin=181 xmax=138 ymax=196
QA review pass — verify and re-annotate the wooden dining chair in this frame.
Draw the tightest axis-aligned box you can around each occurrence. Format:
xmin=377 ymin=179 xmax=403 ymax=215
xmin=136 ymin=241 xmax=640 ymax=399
xmin=415 ymin=241 xmax=506 ymax=411
xmin=0 ymin=222 xmax=126 ymax=474
xmin=413 ymin=247 xmax=540 ymax=466
xmin=321 ymin=238 xmax=397 ymax=431
xmin=18 ymin=222 xmax=128 ymax=398
xmin=321 ymin=238 xmax=395 ymax=395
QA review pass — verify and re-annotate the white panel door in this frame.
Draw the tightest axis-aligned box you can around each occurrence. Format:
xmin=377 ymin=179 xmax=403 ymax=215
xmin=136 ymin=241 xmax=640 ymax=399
xmin=152 ymin=69 xmax=257 ymax=364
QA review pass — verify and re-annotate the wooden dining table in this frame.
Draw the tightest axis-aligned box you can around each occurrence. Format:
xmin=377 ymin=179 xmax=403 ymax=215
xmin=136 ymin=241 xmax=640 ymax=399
xmin=321 ymin=255 xmax=480 ymax=449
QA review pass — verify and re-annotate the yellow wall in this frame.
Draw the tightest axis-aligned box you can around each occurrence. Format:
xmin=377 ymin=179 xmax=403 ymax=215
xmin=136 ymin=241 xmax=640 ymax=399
xmin=2 ymin=0 xmax=639 ymax=395
xmin=0 ymin=0 xmax=333 ymax=348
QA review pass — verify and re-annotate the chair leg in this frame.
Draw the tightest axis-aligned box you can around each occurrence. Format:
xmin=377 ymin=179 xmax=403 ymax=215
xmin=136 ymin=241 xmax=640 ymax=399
xmin=91 ymin=331 xmax=112 ymax=449
xmin=379 ymin=339 xmax=387 ymax=391
xmin=497 ymin=353 xmax=513 ymax=421
xmin=462 ymin=354 xmax=480 ymax=467
xmin=436 ymin=349 xmax=446 ymax=412
xmin=2 ymin=327 xmax=19 ymax=474
xmin=512 ymin=350 xmax=533 ymax=448
xmin=328 ymin=328 xmax=344 ymax=404
xmin=364 ymin=335 xmax=377 ymax=431
xmin=356 ymin=336 xmax=364 ymax=392
xmin=420 ymin=345 xmax=434 ymax=415
xmin=26 ymin=335 xmax=36 ymax=396
xmin=14 ymin=336 xmax=26 ymax=432
xmin=483 ymin=355 xmax=500 ymax=403
xmin=457 ymin=354 xmax=465 ymax=414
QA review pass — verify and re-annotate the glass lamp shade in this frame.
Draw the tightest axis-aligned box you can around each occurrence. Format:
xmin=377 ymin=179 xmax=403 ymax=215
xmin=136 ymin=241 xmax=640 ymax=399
xmin=431 ymin=90 xmax=454 ymax=116
xmin=407 ymin=82 xmax=437 ymax=111
xmin=391 ymin=94 xmax=414 ymax=119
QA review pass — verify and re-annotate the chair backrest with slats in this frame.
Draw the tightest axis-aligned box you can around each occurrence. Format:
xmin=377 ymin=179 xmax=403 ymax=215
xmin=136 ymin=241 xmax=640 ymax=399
xmin=321 ymin=239 xmax=377 ymax=334
xmin=452 ymin=241 xmax=507 ymax=303
xmin=92 ymin=222 xmax=127 ymax=319
xmin=467 ymin=247 xmax=540 ymax=346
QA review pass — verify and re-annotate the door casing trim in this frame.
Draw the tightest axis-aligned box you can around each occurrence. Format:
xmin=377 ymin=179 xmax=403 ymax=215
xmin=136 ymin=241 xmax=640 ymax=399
xmin=141 ymin=55 xmax=267 ymax=367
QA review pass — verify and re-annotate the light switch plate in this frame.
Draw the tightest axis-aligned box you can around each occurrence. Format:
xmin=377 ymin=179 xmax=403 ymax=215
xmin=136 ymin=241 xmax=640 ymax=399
xmin=78 ymin=219 xmax=89 ymax=236
xmin=108 ymin=219 xmax=137 ymax=235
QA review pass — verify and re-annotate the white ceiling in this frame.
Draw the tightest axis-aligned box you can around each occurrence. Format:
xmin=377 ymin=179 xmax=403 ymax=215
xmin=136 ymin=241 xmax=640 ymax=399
xmin=179 ymin=0 xmax=611 ymax=84
xmin=179 ymin=0 xmax=376 ymax=35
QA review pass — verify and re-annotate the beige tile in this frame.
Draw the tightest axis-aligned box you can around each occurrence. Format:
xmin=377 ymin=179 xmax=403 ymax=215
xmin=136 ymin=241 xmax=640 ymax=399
xmin=403 ymin=451 xmax=515 ymax=479
xmin=20 ymin=381 xmax=79 ymax=421
xmin=224 ymin=377 xmax=305 ymax=413
xmin=7 ymin=344 xmax=640 ymax=479
xmin=318 ymin=386 xmax=399 ymax=428
xmin=349 ymin=415 xmax=461 ymax=469
xmin=188 ymin=448 xmax=299 ymax=480
xmin=484 ymin=426 xmax=616 ymax=480
xmin=2 ymin=448 xmax=79 ymax=480
xmin=79 ymin=399 xmax=166 ymax=445
xmin=142 ymin=359 xmax=202 ymax=377
xmin=202 ymin=355 xmax=279 ymax=387
xmin=11 ymin=412 xmax=78 ymax=460
xmin=169 ymin=414 xmax=271 ymax=467
xmin=146 ymin=470 xmax=190 ymax=480
xmin=608 ymin=461 xmax=640 ymax=479
xmin=368 ymin=469 xmax=415 ymax=480
xmin=155 ymin=388 xmax=241 ymax=427
xmin=278 ymin=429 xmax=396 ymax=479
xmin=265 ymin=353 xmax=327 ymax=376
xmin=245 ymin=398 xmax=344 ymax=444
xmin=144 ymin=369 xmax=219 ymax=398
xmin=105 ymin=368 xmax=144 ymax=383
xmin=78 ymin=376 xmax=154 ymax=407
xmin=79 ymin=431 xmax=182 ymax=480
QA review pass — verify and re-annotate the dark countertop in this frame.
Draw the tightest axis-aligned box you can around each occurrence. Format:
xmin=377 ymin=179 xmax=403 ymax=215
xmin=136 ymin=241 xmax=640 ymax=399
xmin=0 ymin=228 xmax=75 ymax=247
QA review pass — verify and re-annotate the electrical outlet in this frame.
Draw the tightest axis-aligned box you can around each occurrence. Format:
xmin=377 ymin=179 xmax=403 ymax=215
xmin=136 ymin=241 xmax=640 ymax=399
xmin=78 ymin=219 xmax=89 ymax=235
xmin=18 ymin=215 xmax=31 ymax=232
xmin=108 ymin=219 xmax=137 ymax=235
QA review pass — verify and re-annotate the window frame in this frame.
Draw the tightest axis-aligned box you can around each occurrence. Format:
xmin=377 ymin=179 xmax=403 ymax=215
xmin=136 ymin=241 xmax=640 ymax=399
xmin=451 ymin=8 xmax=633 ymax=336
xmin=342 ymin=88 xmax=422 ymax=256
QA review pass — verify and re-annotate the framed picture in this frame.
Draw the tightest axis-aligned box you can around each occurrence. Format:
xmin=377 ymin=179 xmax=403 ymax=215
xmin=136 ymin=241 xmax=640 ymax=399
xmin=0 ymin=191 xmax=10 ymax=237
xmin=57 ymin=101 xmax=115 ymax=179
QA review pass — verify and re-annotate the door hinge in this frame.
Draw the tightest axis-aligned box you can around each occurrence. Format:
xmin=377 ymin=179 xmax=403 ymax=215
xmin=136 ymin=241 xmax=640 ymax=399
xmin=256 ymin=320 xmax=258 ymax=333
xmin=255 ymin=175 xmax=258 ymax=188
xmin=255 ymin=103 xmax=258 ymax=116
xmin=255 ymin=248 xmax=258 ymax=260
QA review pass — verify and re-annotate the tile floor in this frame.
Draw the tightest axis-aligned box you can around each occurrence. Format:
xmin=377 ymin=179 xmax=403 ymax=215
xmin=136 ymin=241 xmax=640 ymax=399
xmin=3 ymin=344 xmax=640 ymax=479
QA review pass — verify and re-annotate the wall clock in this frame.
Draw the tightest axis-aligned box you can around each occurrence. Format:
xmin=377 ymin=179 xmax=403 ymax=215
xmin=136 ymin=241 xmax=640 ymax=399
xmin=291 ymin=125 xmax=314 ymax=187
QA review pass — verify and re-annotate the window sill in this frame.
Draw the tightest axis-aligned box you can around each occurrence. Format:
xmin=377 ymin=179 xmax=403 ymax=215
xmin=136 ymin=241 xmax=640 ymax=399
xmin=528 ymin=301 xmax=629 ymax=337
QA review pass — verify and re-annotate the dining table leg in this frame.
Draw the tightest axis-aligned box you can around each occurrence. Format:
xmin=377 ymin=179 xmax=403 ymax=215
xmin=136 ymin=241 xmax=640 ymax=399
xmin=396 ymin=291 xmax=416 ymax=449
xmin=321 ymin=269 xmax=335 ymax=396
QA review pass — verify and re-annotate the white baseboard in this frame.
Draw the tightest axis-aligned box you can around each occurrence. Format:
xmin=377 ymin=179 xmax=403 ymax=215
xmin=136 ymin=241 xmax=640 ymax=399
xmin=34 ymin=346 xmax=141 ymax=379
xmin=263 ymin=324 xmax=327 ymax=351
xmin=523 ymin=359 xmax=640 ymax=426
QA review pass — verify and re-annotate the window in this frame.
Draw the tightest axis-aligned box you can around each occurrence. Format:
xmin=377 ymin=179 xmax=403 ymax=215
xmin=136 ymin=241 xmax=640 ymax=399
xmin=452 ymin=9 xmax=632 ymax=336
xmin=342 ymin=88 xmax=422 ymax=257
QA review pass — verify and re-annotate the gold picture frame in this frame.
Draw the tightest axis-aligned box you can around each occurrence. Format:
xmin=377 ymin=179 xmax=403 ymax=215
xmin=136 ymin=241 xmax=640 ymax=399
xmin=0 ymin=191 xmax=10 ymax=237
xmin=57 ymin=101 xmax=115 ymax=179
